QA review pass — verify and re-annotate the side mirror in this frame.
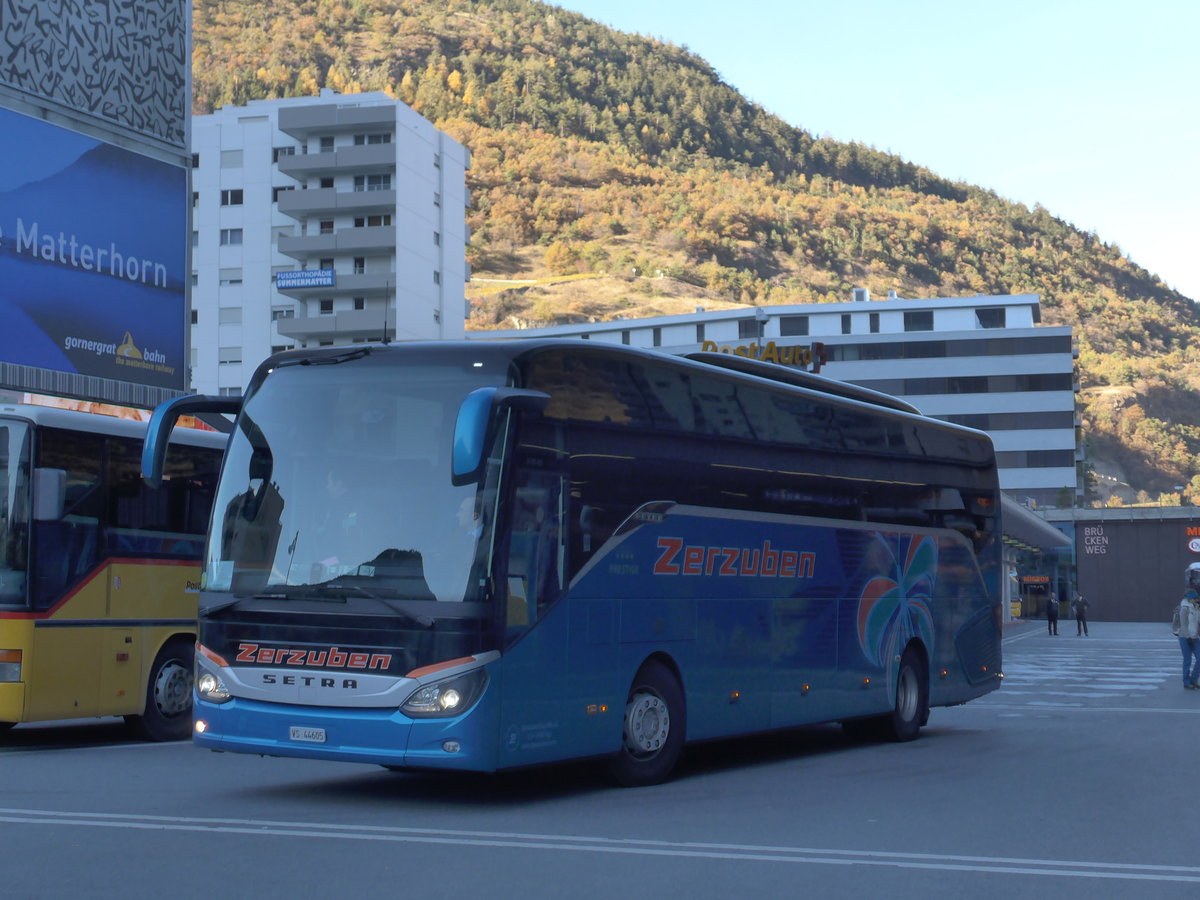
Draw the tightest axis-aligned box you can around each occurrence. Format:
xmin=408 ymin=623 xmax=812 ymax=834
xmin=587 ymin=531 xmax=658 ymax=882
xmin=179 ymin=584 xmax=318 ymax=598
xmin=32 ymin=468 xmax=66 ymax=521
xmin=142 ymin=394 xmax=241 ymax=487
xmin=452 ymin=387 xmax=549 ymax=485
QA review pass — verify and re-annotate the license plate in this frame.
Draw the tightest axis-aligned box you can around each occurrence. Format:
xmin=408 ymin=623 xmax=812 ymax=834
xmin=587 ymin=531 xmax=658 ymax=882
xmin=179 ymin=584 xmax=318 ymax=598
xmin=289 ymin=726 xmax=327 ymax=743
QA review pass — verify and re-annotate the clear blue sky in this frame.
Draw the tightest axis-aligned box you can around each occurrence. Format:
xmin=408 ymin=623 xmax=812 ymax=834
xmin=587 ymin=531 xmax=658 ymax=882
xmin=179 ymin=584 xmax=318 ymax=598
xmin=558 ymin=0 xmax=1200 ymax=301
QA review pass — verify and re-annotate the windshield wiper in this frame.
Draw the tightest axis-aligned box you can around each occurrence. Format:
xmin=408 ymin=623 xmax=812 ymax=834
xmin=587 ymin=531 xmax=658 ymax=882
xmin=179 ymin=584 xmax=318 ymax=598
xmin=277 ymin=347 xmax=372 ymax=367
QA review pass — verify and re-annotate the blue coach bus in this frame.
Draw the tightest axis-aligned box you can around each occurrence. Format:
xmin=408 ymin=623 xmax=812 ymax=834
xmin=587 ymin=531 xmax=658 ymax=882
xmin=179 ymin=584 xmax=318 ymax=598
xmin=143 ymin=339 xmax=1002 ymax=785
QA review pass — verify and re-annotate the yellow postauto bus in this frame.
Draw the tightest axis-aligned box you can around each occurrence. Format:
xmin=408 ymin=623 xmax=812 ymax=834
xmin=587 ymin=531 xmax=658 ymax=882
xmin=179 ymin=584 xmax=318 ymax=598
xmin=0 ymin=404 xmax=225 ymax=740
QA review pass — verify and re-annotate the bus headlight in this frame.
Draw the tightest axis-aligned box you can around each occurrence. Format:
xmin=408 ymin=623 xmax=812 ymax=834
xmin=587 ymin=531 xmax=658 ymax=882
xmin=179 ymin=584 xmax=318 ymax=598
xmin=401 ymin=668 xmax=487 ymax=718
xmin=196 ymin=671 xmax=231 ymax=703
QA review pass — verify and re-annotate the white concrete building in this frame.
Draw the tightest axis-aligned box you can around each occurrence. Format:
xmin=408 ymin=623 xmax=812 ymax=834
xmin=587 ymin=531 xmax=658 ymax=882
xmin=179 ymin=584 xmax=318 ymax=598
xmin=189 ymin=90 xmax=469 ymax=395
xmin=474 ymin=291 xmax=1079 ymax=507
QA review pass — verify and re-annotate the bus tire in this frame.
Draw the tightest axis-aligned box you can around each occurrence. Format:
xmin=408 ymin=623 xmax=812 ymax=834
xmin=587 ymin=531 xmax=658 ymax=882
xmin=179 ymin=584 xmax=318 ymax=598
xmin=880 ymin=646 xmax=928 ymax=743
xmin=126 ymin=637 xmax=195 ymax=742
xmin=607 ymin=660 xmax=685 ymax=787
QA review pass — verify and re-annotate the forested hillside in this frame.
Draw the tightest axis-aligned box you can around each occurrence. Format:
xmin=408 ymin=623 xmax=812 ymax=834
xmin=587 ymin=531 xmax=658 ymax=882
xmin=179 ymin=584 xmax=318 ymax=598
xmin=192 ymin=0 xmax=1200 ymax=504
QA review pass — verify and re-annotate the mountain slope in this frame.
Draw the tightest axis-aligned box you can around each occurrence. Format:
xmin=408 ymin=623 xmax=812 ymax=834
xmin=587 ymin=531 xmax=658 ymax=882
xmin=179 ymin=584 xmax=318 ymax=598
xmin=192 ymin=0 xmax=1200 ymax=503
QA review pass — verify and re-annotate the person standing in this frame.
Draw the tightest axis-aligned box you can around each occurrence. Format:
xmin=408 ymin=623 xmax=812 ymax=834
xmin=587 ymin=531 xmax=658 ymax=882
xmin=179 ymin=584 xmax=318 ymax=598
xmin=1177 ymin=592 xmax=1200 ymax=689
xmin=1072 ymin=591 xmax=1090 ymax=636
xmin=1046 ymin=592 xmax=1059 ymax=635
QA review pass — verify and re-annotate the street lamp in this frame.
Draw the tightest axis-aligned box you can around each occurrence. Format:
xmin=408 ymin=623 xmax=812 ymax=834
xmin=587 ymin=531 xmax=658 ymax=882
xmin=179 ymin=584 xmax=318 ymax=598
xmin=754 ymin=307 xmax=769 ymax=356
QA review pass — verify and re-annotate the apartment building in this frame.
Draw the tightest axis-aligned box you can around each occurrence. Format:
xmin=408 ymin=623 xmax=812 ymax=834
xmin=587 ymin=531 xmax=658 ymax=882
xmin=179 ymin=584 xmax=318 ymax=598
xmin=190 ymin=90 xmax=469 ymax=395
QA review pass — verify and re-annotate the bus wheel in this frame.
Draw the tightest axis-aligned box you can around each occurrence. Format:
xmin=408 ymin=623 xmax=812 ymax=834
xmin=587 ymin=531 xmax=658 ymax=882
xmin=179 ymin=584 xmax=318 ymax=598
xmin=880 ymin=647 xmax=928 ymax=743
xmin=607 ymin=660 xmax=685 ymax=787
xmin=126 ymin=638 xmax=195 ymax=742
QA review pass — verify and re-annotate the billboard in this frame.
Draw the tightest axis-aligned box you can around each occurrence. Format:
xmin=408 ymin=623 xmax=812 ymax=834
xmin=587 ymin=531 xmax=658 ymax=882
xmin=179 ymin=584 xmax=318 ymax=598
xmin=0 ymin=0 xmax=188 ymax=152
xmin=0 ymin=107 xmax=186 ymax=392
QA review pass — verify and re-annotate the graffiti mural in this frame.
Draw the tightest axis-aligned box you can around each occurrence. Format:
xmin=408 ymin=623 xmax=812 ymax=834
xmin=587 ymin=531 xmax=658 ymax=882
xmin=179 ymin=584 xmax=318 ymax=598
xmin=0 ymin=0 xmax=187 ymax=149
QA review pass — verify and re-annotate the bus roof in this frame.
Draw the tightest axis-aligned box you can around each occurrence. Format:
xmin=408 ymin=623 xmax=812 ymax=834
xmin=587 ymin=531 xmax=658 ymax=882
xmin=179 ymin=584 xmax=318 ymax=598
xmin=258 ymin=338 xmax=991 ymax=442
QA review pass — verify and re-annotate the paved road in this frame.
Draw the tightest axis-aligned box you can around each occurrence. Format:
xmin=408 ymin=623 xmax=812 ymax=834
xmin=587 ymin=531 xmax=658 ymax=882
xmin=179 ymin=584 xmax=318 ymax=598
xmin=2 ymin=621 xmax=1197 ymax=899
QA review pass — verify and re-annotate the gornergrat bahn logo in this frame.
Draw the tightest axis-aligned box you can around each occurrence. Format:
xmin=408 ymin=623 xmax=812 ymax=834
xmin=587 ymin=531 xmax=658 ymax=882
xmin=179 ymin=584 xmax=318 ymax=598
xmin=235 ymin=642 xmax=392 ymax=670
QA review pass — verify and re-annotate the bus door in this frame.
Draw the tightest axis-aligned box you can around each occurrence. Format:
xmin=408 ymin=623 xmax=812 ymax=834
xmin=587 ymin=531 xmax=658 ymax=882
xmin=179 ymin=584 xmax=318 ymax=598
xmin=25 ymin=429 xmax=106 ymax=720
xmin=495 ymin=433 xmax=594 ymax=767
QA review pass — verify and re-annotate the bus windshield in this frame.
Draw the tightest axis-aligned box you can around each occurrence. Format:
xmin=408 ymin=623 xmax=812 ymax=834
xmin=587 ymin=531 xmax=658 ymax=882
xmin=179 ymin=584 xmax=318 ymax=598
xmin=205 ymin=360 xmax=503 ymax=609
xmin=0 ymin=420 xmax=31 ymax=606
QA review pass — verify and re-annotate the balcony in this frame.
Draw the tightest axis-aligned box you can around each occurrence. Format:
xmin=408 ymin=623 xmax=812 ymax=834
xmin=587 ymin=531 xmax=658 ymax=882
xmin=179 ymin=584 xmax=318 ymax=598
xmin=278 ymin=187 xmax=397 ymax=219
xmin=278 ymin=103 xmax=397 ymax=139
xmin=273 ymin=271 xmax=398 ymax=300
xmin=277 ymin=226 xmax=395 ymax=261
xmin=275 ymin=309 xmax=398 ymax=342
xmin=277 ymin=143 xmax=397 ymax=178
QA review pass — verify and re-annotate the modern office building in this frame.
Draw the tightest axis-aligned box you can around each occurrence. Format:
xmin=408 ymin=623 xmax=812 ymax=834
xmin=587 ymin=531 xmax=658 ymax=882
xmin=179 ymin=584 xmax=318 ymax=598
xmin=190 ymin=90 xmax=469 ymax=395
xmin=474 ymin=291 xmax=1079 ymax=508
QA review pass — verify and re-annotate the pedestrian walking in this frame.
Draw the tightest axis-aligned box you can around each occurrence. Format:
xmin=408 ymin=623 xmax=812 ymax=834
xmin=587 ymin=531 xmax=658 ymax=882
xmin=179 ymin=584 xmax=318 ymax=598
xmin=1071 ymin=591 xmax=1089 ymax=636
xmin=1046 ymin=592 xmax=1059 ymax=635
xmin=1176 ymin=592 xmax=1200 ymax=689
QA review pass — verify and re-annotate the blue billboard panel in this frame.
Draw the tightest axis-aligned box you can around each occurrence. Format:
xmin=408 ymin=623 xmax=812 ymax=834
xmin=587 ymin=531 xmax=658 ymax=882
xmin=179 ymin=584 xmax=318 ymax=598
xmin=0 ymin=107 xmax=186 ymax=391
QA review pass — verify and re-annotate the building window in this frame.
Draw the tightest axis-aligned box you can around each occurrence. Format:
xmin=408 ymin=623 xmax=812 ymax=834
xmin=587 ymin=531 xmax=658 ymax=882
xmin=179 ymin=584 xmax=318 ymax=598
xmin=218 ymin=307 xmax=242 ymax=324
xmin=219 ymin=228 xmax=243 ymax=246
xmin=317 ymin=176 xmax=333 ymax=190
xmin=433 ymin=191 xmax=441 ymax=207
xmin=840 ymin=314 xmax=852 ymax=335
xmin=218 ymin=347 xmax=242 ymax=365
xmin=353 ymin=257 xmax=365 ymax=274
xmin=779 ymin=315 xmax=809 ymax=337
xmin=319 ymin=220 xmax=334 ymax=235
xmin=219 ymin=268 xmax=243 ymax=286
xmin=434 ymin=153 xmax=441 ymax=168
xmin=354 ymin=214 xmax=392 ymax=227
xmin=272 ymin=146 xmax=296 ymax=162
xmin=652 ymin=327 xmax=662 ymax=348
xmin=190 ymin=272 xmax=198 ymax=287
xmin=976 ymin=308 xmax=1006 ymax=329
xmin=695 ymin=323 xmax=705 ymax=343
xmin=318 ymin=299 xmax=334 ymax=315
xmin=272 ymin=185 xmax=295 ymax=203
xmin=191 ymin=191 xmax=198 ymax=207
xmin=353 ymin=173 xmax=391 ymax=192
xmin=220 ymin=150 xmax=243 ymax=168
xmin=271 ymin=345 xmax=294 ymax=354
xmin=271 ymin=308 xmax=295 ymax=320
xmin=738 ymin=319 xmax=758 ymax=340
xmin=219 ymin=387 xmax=241 ymax=397
xmin=354 ymin=133 xmax=391 ymax=145
xmin=190 ymin=309 xmax=199 ymax=324
xmin=621 ymin=330 xmax=630 ymax=345
xmin=191 ymin=153 xmax=200 ymax=168
xmin=433 ymin=231 xmax=441 ymax=247
xmin=353 ymin=297 xmax=365 ymax=310
xmin=220 ymin=189 xmax=243 ymax=206
xmin=869 ymin=312 xmax=880 ymax=333
xmin=319 ymin=340 xmax=334 ymax=347
xmin=319 ymin=136 xmax=334 ymax=153
xmin=319 ymin=258 xmax=334 ymax=270
xmin=433 ymin=270 xmax=441 ymax=285
xmin=904 ymin=310 xmax=934 ymax=332
xmin=191 ymin=231 xmax=199 ymax=247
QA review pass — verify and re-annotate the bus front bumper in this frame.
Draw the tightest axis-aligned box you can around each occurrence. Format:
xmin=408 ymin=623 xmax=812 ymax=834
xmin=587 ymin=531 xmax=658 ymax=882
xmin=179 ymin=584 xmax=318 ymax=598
xmin=192 ymin=692 xmax=499 ymax=772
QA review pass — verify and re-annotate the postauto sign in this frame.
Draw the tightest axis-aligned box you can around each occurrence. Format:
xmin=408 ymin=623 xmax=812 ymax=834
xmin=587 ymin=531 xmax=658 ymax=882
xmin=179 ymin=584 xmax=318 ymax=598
xmin=0 ymin=107 xmax=186 ymax=391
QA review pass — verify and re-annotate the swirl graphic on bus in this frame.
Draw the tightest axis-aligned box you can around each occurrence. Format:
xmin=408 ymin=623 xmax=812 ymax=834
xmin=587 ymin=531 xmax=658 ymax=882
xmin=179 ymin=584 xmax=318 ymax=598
xmin=856 ymin=534 xmax=937 ymax=676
